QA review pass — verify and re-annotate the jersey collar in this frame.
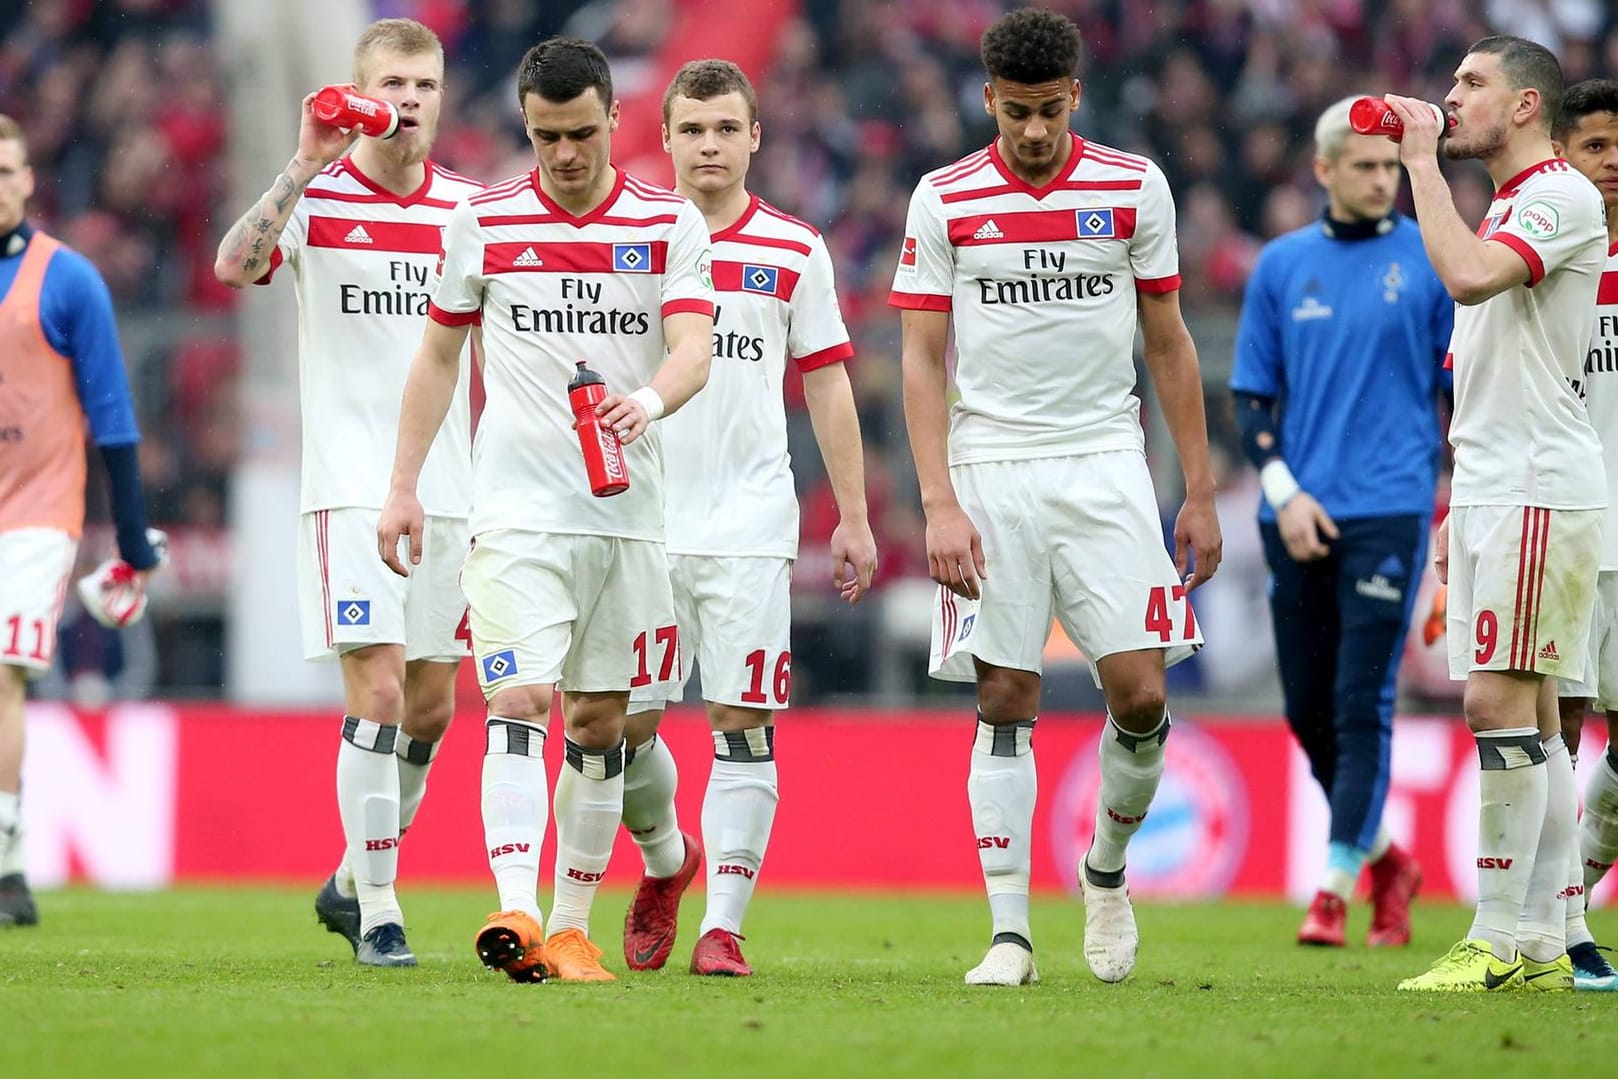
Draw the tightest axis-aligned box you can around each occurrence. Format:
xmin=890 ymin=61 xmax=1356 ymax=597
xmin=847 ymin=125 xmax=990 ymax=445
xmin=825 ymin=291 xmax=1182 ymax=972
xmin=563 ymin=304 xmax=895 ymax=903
xmin=341 ymin=156 xmax=437 ymax=206
xmin=0 ymin=218 xmax=33 ymax=258
xmin=530 ymin=165 xmax=627 ymax=225
xmin=1495 ymin=158 xmax=1561 ymax=199
xmin=710 ymin=194 xmax=761 ymax=243
xmin=987 ymin=134 xmax=1083 ymax=200
xmin=1320 ymin=210 xmax=1398 ymax=240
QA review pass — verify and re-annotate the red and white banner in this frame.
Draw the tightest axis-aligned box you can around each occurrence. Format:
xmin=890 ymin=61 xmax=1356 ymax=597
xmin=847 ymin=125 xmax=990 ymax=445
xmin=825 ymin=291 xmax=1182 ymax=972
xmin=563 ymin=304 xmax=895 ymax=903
xmin=17 ymin=704 xmax=1612 ymax=902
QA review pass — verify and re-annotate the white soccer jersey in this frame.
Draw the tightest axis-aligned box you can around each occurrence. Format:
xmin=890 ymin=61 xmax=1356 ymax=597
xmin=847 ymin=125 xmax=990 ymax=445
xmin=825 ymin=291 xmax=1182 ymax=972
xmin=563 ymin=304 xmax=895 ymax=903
xmin=261 ymin=157 xmax=482 ymax=516
xmin=889 ymin=138 xmax=1182 ymax=463
xmin=429 ymin=167 xmax=714 ymax=539
xmin=1583 ymin=243 xmax=1618 ymax=567
xmin=661 ymin=195 xmax=853 ymax=558
xmin=1447 ymin=159 xmax=1607 ymax=510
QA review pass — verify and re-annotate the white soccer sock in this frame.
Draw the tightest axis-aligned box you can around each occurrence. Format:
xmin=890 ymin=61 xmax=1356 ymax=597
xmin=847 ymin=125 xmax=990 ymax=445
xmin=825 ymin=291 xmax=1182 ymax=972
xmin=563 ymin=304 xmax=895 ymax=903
xmin=1368 ymin=820 xmax=1393 ymax=863
xmin=1088 ymin=712 xmax=1169 ymax=878
xmin=335 ymin=716 xmax=404 ymax=935
xmin=1468 ymin=727 xmax=1547 ymax=961
xmin=700 ymin=726 xmax=779 ymax=936
xmin=1581 ymin=747 xmax=1618 ymax=891
xmin=622 ymin=734 xmax=686 ymax=878
xmin=549 ymin=738 xmax=625 ymax=936
xmin=1518 ymin=735 xmax=1574 ymax=961
xmin=1567 ymin=814 xmax=1596 ymax=949
xmin=0 ymin=790 xmax=20 ymax=876
xmin=969 ymin=715 xmax=1036 ymax=948
xmin=482 ymin=717 xmax=548 ymax=924
xmin=395 ymin=731 xmax=441 ymax=833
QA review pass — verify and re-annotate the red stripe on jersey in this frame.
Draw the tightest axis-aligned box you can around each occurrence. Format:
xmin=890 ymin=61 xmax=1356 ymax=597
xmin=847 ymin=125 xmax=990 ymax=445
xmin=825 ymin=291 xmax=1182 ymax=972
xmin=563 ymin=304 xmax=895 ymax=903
xmin=307 ymin=217 xmax=444 ymax=254
xmin=303 ymin=188 xmax=460 ymax=209
xmin=930 ymin=149 xmax=993 ymax=187
xmin=1490 ymin=232 xmax=1545 ymax=285
xmin=1510 ymin=507 xmax=1532 ymax=668
xmin=948 ymin=207 xmax=1137 ymax=246
xmin=718 ymin=232 xmax=813 ymax=257
xmin=1082 ymin=144 xmax=1149 ymax=172
xmin=469 ymin=175 xmax=532 ymax=203
xmin=661 ymin=298 xmax=715 ymax=318
xmin=793 ymin=341 xmax=854 ymax=372
xmin=755 ymin=200 xmax=821 ymax=237
xmin=940 ymin=178 xmax=1144 ymax=203
xmin=889 ymin=290 xmax=951 ymax=311
xmin=1136 ymin=274 xmax=1182 ymax=294
xmin=482 ymin=240 xmax=669 ymax=275
xmin=712 ymin=260 xmax=801 ymax=301
xmin=428 ymin=302 xmax=479 ymax=327
xmin=476 ymin=212 xmax=683 ymax=228
xmin=252 ymin=246 xmax=285 ymax=286
xmin=623 ymin=176 xmax=688 ymax=204
xmin=1598 ymin=270 xmax=1618 ymax=305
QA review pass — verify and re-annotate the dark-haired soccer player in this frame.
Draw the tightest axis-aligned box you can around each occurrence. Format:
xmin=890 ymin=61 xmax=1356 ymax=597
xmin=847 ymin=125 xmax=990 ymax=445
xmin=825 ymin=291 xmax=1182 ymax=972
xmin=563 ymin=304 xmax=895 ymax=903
xmin=1386 ymin=37 xmax=1605 ymax=993
xmin=1231 ymin=96 xmax=1449 ymax=950
xmin=616 ymin=58 xmax=877 ymax=978
xmin=1551 ymin=76 xmax=1618 ymax=991
xmin=379 ymin=36 xmax=714 ymax=983
xmin=894 ymin=7 xmax=1221 ymax=986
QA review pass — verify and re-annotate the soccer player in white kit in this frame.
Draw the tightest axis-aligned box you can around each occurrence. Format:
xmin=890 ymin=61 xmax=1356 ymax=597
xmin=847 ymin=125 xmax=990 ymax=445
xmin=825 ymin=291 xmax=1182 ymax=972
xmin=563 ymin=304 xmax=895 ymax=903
xmin=378 ymin=37 xmax=713 ymax=984
xmin=893 ymin=8 xmax=1223 ymax=987
xmin=214 ymin=19 xmax=481 ymax=968
xmin=1385 ymin=36 xmax=1606 ymax=993
xmin=615 ymin=60 xmax=878 ymax=978
xmin=1548 ymin=77 xmax=1618 ymax=991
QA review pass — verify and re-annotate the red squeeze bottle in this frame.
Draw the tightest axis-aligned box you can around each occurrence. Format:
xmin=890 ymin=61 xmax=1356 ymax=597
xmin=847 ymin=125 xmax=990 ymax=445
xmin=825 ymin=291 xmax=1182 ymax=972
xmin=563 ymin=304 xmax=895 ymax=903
xmin=568 ymin=361 xmax=631 ymax=497
xmin=312 ymin=85 xmax=400 ymax=139
xmin=1348 ymin=96 xmax=1455 ymax=142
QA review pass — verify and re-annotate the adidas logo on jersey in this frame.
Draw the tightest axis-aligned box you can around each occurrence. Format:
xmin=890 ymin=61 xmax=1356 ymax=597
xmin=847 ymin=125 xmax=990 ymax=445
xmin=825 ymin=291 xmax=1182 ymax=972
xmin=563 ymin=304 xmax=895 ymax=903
xmin=345 ymin=224 xmax=374 ymax=245
xmin=513 ymin=246 xmax=543 ymax=267
xmin=973 ymin=219 xmax=1005 ymax=240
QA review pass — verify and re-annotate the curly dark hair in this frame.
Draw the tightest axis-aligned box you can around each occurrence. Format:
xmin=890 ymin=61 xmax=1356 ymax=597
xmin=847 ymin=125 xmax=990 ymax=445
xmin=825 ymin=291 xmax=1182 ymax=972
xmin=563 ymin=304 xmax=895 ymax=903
xmin=517 ymin=37 xmax=612 ymax=108
xmin=1555 ymin=78 xmax=1618 ymax=142
xmin=980 ymin=8 xmax=1082 ymax=85
xmin=663 ymin=59 xmax=757 ymax=124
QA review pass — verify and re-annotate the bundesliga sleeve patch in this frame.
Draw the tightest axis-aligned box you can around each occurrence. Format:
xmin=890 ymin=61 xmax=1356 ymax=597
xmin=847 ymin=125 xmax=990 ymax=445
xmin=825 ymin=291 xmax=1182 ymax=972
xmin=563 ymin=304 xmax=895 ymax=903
xmin=899 ymin=236 xmax=917 ymax=268
xmin=481 ymin=649 xmax=518 ymax=682
xmin=335 ymin=599 xmax=371 ymax=626
xmin=1516 ymin=201 xmax=1559 ymax=239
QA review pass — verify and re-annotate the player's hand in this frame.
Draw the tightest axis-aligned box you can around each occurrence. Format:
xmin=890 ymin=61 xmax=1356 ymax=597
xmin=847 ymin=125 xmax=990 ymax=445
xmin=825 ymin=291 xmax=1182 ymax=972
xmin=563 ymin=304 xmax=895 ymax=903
xmin=926 ymin=503 xmax=986 ymax=600
xmin=1175 ymin=492 xmax=1223 ymax=590
xmin=298 ymin=88 xmax=361 ymax=168
xmin=1433 ymin=515 xmax=1449 ymax=586
xmin=830 ymin=516 xmax=878 ymax=605
xmin=377 ymin=487 xmax=425 ymax=578
xmin=594 ymin=393 xmax=651 ymax=445
xmin=1277 ymin=491 xmax=1339 ymax=562
xmin=1385 ymin=94 xmax=1444 ymax=164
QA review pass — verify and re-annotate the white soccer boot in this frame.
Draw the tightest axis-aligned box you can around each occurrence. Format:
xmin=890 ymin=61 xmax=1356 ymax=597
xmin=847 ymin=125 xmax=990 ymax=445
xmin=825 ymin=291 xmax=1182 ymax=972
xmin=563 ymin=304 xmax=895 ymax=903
xmin=1081 ymin=866 xmax=1138 ymax=983
xmin=964 ymin=940 xmax=1038 ymax=986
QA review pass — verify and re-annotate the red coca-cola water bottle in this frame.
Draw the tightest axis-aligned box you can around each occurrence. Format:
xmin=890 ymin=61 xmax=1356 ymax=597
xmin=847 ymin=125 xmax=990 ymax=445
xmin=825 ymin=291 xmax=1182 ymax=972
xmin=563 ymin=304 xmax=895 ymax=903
xmin=568 ymin=361 xmax=630 ymax=497
xmin=1348 ymin=96 xmax=1455 ymax=142
xmin=312 ymin=85 xmax=401 ymax=139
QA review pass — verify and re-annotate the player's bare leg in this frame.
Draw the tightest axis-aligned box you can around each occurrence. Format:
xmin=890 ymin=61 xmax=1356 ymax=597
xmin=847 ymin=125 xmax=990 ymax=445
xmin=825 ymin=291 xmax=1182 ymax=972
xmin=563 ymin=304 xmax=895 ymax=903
xmin=690 ymin=703 xmax=775 ymax=977
xmin=964 ymin=661 xmax=1039 ymax=986
xmin=477 ymin=681 xmax=553 ymax=982
xmin=544 ymin=690 xmax=626 ymax=982
xmin=1079 ymin=649 xmax=1170 ymax=983
xmin=620 ymin=704 xmax=701 ymax=971
xmin=0 ymin=664 xmax=35 ymax=927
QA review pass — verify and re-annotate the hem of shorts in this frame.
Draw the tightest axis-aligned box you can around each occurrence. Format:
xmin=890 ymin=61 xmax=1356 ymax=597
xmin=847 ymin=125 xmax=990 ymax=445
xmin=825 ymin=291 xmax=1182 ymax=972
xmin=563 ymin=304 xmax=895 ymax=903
xmin=1446 ymin=497 xmax=1607 ymax=511
xmin=470 ymin=525 xmax=664 ymax=542
xmin=1088 ymin=641 xmax=1202 ymax=669
xmin=2 ymin=656 xmax=53 ymax=678
xmin=664 ymin=546 xmax=797 ymax=560
xmin=480 ymin=673 xmax=562 ymax=695
xmin=929 ymin=647 xmax=1040 ymax=683
xmin=946 ymin=439 xmax=1145 ymax=467
xmin=302 ymin=501 xmax=472 ymax=519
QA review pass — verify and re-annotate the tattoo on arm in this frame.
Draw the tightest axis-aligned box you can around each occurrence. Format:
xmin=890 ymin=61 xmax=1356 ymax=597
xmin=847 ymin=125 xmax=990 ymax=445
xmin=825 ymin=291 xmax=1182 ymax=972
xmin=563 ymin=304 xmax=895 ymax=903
xmin=220 ymin=167 xmax=311 ymax=279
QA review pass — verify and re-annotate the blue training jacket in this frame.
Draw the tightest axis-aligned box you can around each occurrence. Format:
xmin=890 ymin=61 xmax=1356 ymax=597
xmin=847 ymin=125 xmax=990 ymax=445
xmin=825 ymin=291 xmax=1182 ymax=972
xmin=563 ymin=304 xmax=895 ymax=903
xmin=1230 ymin=213 xmax=1452 ymax=523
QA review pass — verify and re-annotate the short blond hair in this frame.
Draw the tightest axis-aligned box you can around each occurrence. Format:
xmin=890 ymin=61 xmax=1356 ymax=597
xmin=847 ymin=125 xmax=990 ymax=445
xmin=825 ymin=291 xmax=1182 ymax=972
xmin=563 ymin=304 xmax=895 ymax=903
xmin=0 ymin=115 xmax=26 ymax=163
xmin=353 ymin=18 xmax=443 ymax=87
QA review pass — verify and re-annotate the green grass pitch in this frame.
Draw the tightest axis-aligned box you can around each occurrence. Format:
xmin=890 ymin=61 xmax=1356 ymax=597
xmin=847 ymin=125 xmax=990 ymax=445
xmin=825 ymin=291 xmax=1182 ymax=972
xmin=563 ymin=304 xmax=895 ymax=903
xmin=3 ymin=888 xmax=1616 ymax=1077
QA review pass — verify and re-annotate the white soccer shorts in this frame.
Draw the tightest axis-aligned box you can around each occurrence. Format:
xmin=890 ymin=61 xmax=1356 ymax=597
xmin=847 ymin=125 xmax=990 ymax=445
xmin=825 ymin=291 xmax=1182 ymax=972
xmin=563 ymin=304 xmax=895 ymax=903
xmin=0 ymin=527 xmax=77 ymax=674
xmin=1445 ymin=505 xmax=1602 ymax=682
xmin=461 ymin=529 xmax=675 ymax=695
xmin=628 ymin=554 xmax=793 ymax=712
xmin=1560 ymin=570 xmax=1618 ymax=707
xmin=929 ymin=451 xmax=1202 ymax=683
xmin=297 ymin=508 xmax=471 ymax=663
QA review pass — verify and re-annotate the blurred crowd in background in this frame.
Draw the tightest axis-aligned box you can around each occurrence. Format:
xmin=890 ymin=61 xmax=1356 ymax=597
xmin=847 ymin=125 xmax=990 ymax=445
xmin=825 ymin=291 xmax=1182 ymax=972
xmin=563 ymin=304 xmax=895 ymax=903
xmin=2 ymin=0 xmax=1614 ymax=702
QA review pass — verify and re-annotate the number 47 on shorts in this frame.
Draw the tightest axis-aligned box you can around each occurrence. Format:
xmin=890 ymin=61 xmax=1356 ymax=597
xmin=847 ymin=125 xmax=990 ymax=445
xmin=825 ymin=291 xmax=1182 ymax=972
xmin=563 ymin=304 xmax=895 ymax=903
xmin=1144 ymin=584 xmax=1197 ymax=643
